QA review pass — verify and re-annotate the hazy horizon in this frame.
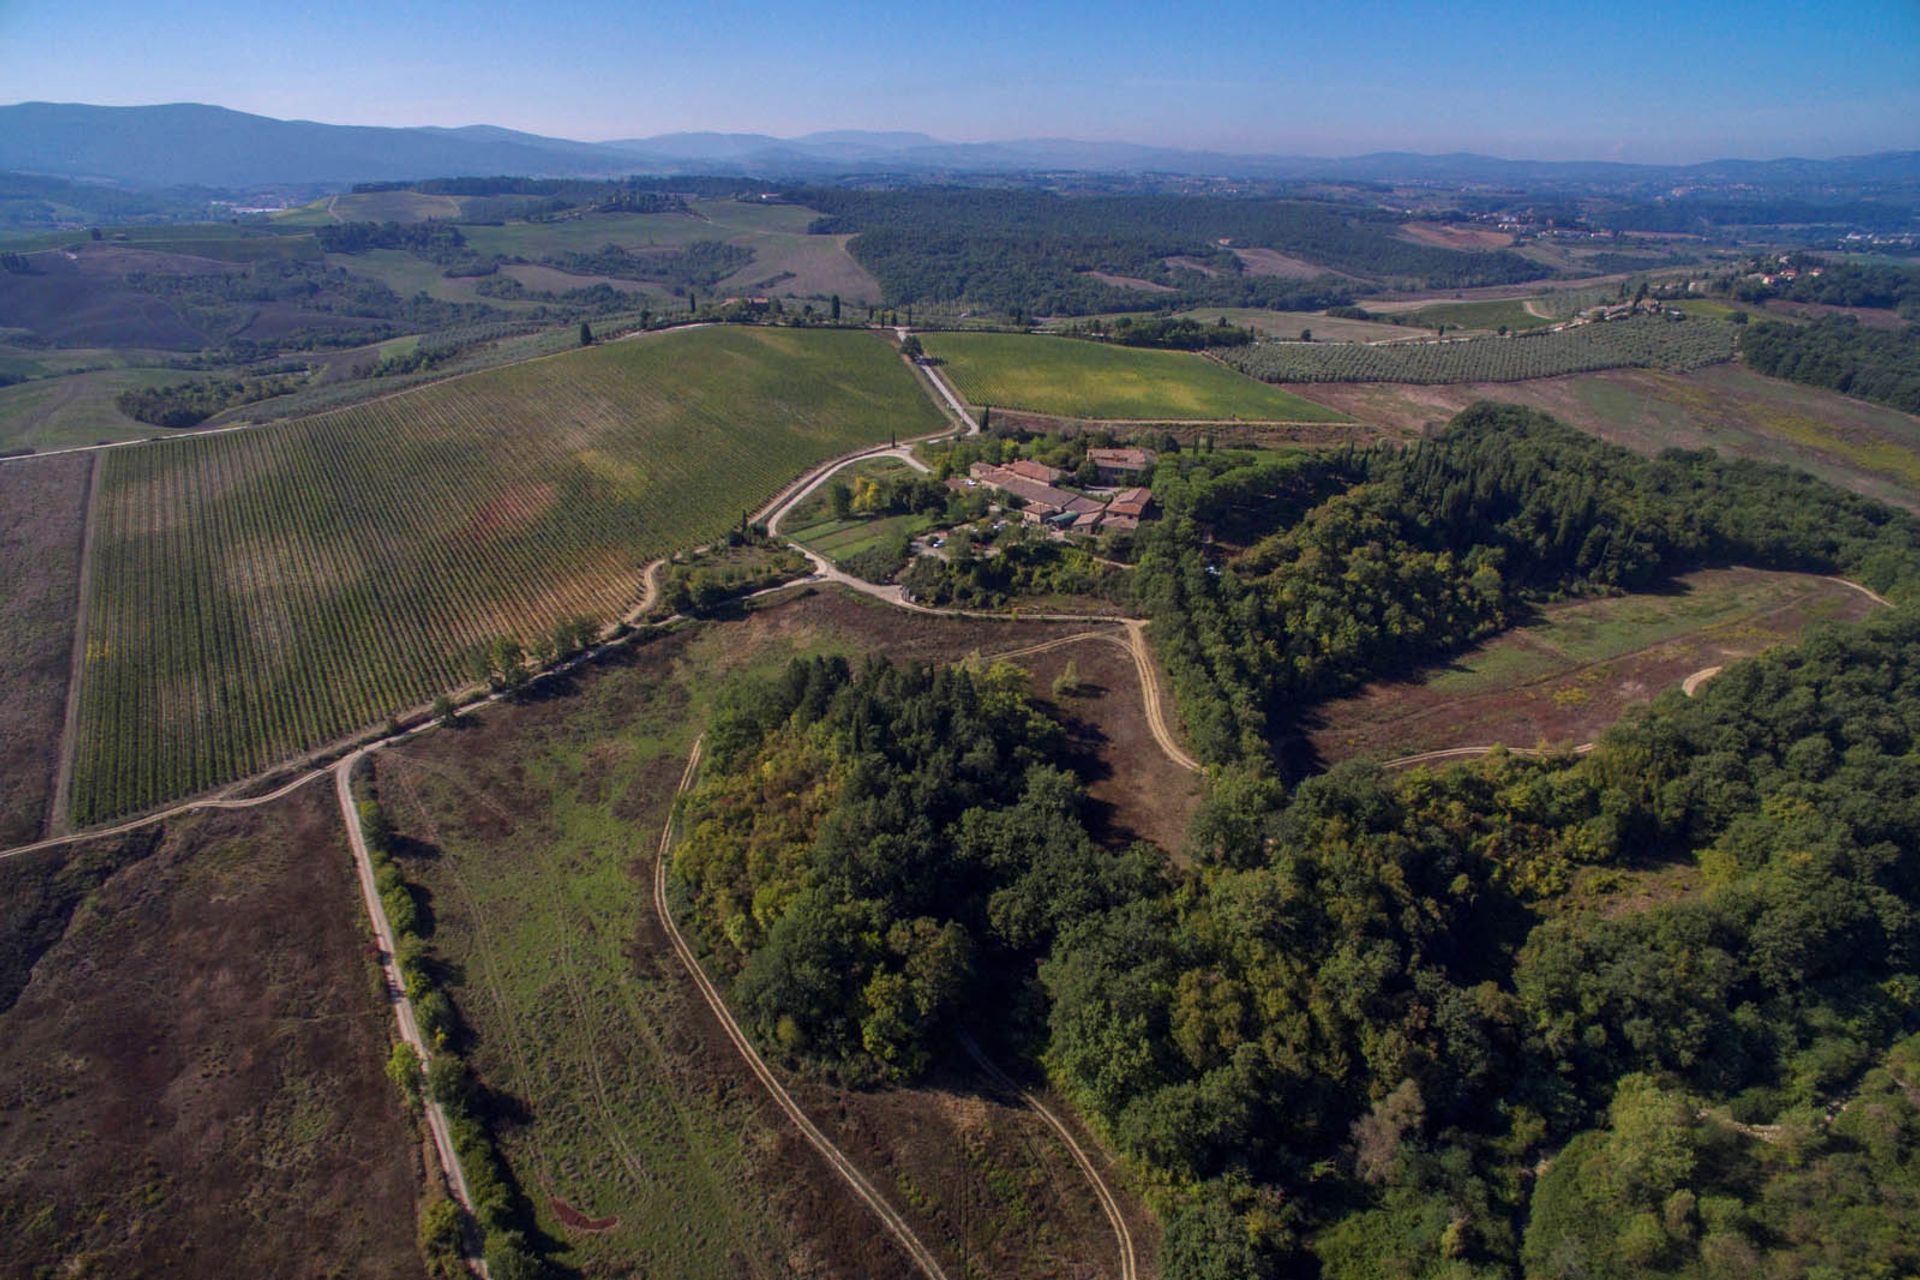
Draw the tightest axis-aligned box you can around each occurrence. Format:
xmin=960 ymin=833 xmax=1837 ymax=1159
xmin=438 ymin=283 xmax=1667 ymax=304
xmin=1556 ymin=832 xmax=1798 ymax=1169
xmin=2 ymin=0 xmax=1915 ymax=165
xmin=8 ymin=98 xmax=1918 ymax=167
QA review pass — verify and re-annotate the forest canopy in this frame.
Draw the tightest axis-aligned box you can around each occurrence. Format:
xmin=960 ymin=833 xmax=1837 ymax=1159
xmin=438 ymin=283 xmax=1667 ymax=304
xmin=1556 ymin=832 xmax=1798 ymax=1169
xmin=659 ymin=396 xmax=1920 ymax=1278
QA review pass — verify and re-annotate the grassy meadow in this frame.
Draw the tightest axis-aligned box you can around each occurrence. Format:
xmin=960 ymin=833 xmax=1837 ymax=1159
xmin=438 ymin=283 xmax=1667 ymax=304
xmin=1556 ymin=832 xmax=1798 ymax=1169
xmin=68 ymin=326 xmax=943 ymax=821
xmin=920 ymin=331 xmax=1349 ymax=421
xmin=1309 ymin=569 xmax=1880 ymax=766
xmin=1392 ymin=298 xmax=1557 ymax=332
xmin=0 ymin=366 xmax=186 ymax=452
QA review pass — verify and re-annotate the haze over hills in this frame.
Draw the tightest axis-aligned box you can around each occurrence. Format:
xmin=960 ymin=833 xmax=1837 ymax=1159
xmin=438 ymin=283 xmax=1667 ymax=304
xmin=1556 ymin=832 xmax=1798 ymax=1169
xmin=4 ymin=100 xmax=1917 ymax=192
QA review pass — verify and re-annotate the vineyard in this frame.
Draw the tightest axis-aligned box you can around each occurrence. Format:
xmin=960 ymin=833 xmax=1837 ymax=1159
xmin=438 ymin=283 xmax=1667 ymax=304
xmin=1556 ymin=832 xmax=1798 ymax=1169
xmin=1215 ymin=314 xmax=1738 ymax=384
xmin=68 ymin=326 xmax=942 ymax=823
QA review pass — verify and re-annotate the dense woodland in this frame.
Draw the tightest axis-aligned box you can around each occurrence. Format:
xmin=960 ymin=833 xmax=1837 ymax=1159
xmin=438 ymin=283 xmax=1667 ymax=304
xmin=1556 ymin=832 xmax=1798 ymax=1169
xmin=315 ymin=218 xmax=469 ymax=260
xmin=1137 ymin=405 xmax=1920 ymax=768
xmin=674 ymin=656 xmax=1155 ymax=1079
xmin=793 ymin=188 xmax=1548 ymax=314
xmin=114 ymin=372 xmax=304 ymax=427
xmin=1741 ymin=316 xmax=1920 ymax=415
xmin=1734 ymin=259 xmax=1920 ymax=316
xmin=673 ymin=400 xmax=1920 ymax=1278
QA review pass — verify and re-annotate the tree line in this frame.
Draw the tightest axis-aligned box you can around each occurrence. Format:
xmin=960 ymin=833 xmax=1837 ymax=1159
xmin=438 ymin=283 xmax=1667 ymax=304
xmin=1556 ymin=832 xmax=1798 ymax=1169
xmin=1135 ymin=403 xmax=1920 ymax=768
xmin=1742 ymin=315 xmax=1920 ymax=415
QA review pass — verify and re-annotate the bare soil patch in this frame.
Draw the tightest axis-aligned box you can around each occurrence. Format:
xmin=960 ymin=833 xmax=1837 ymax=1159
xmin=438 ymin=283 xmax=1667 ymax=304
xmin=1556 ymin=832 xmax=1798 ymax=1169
xmin=0 ymin=453 xmax=90 ymax=844
xmin=0 ymin=247 xmax=239 ymax=348
xmin=551 ymin=1197 xmax=620 ymax=1232
xmin=1079 ymin=270 xmax=1175 ymax=293
xmin=1230 ymin=246 xmax=1337 ymax=279
xmin=0 ymin=784 xmax=425 ymax=1277
xmin=1008 ymin=634 xmax=1204 ymax=852
xmin=790 ymin=1063 xmax=1149 ymax=1280
xmin=1164 ymin=255 xmax=1222 ymax=277
xmin=1297 ymin=569 xmax=1877 ymax=769
xmin=1399 ymin=223 xmax=1516 ymax=250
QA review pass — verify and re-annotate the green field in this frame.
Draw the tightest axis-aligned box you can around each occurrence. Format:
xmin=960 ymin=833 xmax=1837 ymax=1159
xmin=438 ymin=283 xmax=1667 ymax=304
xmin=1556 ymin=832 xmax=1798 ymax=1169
xmin=69 ymin=326 xmax=944 ymax=822
xmin=0 ymin=367 xmax=185 ymax=451
xmin=1220 ymin=314 xmax=1737 ymax=385
xmin=1426 ymin=570 xmax=1862 ymax=696
xmin=372 ymin=625 xmax=804 ymax=1277
xmin=920 ymin=331 xmax=1349 ymax=421
xmin=1393 ymin=298 xmax=1557 ymax=332
xmin=1670 ymin=297 xmax=1749 ymax=320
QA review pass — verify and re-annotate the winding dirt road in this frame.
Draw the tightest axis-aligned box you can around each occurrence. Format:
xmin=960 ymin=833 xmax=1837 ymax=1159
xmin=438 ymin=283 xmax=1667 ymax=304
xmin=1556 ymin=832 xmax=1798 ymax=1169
xmin=651 ymin=740 xmax=953 ymax=1280
xmin=959 ymin=1033 xmax=1138 ymax=1280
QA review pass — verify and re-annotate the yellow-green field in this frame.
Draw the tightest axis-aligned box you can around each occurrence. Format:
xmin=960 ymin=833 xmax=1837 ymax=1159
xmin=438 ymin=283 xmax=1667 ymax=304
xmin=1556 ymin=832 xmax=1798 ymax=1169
xmin=921 ymin=331 xmax=1349 ymax=421
xmin=69 ymin=326 xmax=944 ymax=821
xmin=0 ymin=367 xmax=185 ymax=451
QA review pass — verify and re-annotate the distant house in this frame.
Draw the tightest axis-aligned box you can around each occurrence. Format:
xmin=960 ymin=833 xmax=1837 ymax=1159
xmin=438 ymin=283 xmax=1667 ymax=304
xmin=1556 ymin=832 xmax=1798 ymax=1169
xmin=1088 ymin=447 xmax=1158 ymax=485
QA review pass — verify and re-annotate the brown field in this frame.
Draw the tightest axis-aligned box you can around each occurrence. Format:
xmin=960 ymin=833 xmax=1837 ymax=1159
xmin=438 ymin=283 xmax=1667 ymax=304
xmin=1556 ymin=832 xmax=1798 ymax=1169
xmin=0 ymin=784 xmax=425 ymax=1278
xmin=1080 ymin=270 xmax=1175 ymax=293
xmin=0 ymin=454 xmax=89 ymax=844
xmin=1288 ymin=362 xmax=1920 ymax=510
xmin=1399 ymin=222 xmax=1516 ymax=249
xmin=1009 ymin=631 xmax=1204 ymax=852
xmin=1756 ymin=298 xmax=1909 ymax=330
xmin=1297 ymin=568 xmax=1878 ymax=769
xmin=0 ymin=247 xmax=234 ymax=349
xmin=1230 ymin=246 xmax=1338 ymax=278
xmin=370 ymin=587 xmax=1153 ymax=1277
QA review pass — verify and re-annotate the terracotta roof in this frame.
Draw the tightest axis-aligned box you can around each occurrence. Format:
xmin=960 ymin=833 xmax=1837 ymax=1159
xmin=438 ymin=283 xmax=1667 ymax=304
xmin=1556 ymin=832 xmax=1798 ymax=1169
xmin=1108 ymin=487 xmax=1153 ymax=518
xmin=1004 ymin=458 xmax=1063 ymax=483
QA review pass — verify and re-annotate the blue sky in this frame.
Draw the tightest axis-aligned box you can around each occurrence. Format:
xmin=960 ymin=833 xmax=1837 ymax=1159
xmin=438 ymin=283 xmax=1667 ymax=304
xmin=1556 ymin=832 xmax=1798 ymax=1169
xmin=1 ymin=0 xmax=1914 ymax=162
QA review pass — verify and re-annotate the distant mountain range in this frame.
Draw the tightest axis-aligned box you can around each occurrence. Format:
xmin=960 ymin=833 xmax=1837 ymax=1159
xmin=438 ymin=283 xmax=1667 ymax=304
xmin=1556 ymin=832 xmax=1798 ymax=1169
xmin=3 ymin=101 xmax=1916 ymax=192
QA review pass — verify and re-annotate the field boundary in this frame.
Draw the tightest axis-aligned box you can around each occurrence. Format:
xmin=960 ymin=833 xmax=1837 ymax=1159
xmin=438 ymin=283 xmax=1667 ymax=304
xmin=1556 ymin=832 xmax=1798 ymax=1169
xmin=334 ymin=754 xmax=493 ymax=1278
xmin=47 ymin=451 xmax=98 ymax=836
xmin=651 ymin=738 xmax=952 ymax=1280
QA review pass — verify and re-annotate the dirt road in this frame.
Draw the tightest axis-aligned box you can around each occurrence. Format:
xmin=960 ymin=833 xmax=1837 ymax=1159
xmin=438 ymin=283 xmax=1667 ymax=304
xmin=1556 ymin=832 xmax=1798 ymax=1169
xmin=959 ymin=1034 xmax=1138 ymax=1280
xmin=334 ymin=754 xmax=492 ymax=1278
xmin=651 ymin=740 xmax=952 ymax=1280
